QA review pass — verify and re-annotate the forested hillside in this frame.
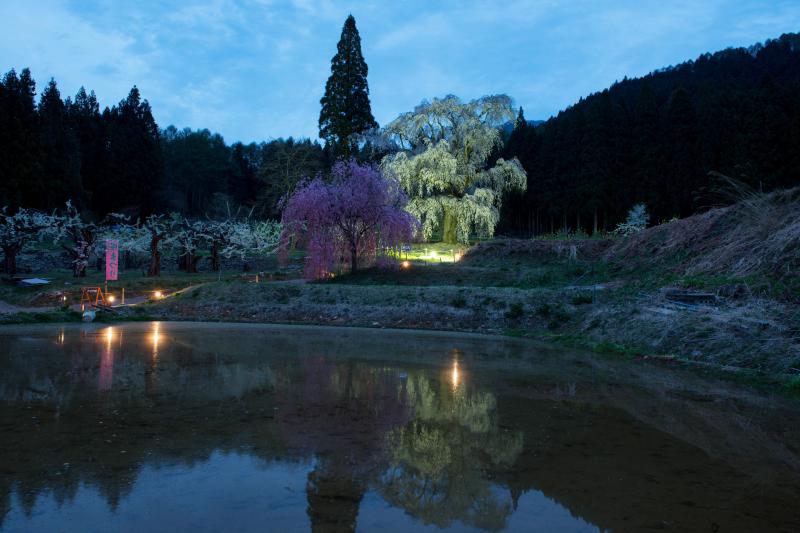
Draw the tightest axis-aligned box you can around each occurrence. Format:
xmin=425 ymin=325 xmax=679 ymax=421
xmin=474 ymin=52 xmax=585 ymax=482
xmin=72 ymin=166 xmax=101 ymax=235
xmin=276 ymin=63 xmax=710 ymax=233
xmin=499 ymin=32 xmax=800 ymax=235
xmin=2 ymin=32 xmax=798 ymax=231
xmin=0 ymin=75 xmax=329 ymax=219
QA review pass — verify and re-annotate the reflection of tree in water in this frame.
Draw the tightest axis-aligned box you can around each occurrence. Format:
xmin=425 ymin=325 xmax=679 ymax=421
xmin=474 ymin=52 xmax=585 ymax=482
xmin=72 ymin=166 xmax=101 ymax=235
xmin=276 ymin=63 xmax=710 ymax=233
xmin=378 ymin=368 xmax=523 ymax=531
xmin=272 ymin=358 xmax=411 ymax=532
xmin=4 ymin=326 xmax=799 ymax=532
xmin=0 ymin=329 xmax=282 ymax=528
xmin=0 ymin=333 xmax=525 ymax=532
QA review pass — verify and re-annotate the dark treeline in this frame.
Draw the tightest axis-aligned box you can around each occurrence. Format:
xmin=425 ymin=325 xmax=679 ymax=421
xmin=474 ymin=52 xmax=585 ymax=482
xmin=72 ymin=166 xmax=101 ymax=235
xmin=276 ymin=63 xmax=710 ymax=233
xmin=0 ymin=71 xmax=330 ymax=220
xmin=0 ymin=75 xmax=163 ymax=216
xmin=499 ymin=32 xmax=800 ymax=235
xmin=160 ymin=127 xmax=328 ymax=218
xmin=4 ymin=31 xmax=799 ymax=233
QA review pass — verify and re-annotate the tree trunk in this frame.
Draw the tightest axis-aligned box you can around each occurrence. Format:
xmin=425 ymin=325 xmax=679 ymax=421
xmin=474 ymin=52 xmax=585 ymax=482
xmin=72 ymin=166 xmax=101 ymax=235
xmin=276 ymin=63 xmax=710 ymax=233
xmin=442 ymin=210 xmax=458 ymax=244
xmin=180 ymin=253 xmax=199 ymax=273
xmin=73 ymin=260 xmax=87 ymax=277
xmin=350 ymin=246 xmax=358 ymax=273
xmin=73 ymin=244 xmax=89 ymax=277
xmin=2 ymin=245 xmax=18 ymax=276
xmin=211 ymin=242 xmax=220 ymax=272
xmin=148 ymin=235 xmax=161 ymax=277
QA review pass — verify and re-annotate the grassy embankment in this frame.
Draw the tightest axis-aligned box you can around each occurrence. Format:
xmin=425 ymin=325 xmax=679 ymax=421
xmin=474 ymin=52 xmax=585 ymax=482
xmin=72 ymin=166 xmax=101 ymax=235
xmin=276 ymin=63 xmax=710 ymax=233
xmin=141 ymin=187 xmax=799 ymax=386
xmin=1 ymin=188 xmax=798 ymax=388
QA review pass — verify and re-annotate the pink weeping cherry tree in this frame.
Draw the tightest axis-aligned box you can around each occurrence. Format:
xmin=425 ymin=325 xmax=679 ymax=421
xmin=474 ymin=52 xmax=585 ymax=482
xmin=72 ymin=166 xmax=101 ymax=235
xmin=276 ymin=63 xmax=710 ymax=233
xmin=280 ymin=160 xmax=418 ymax=279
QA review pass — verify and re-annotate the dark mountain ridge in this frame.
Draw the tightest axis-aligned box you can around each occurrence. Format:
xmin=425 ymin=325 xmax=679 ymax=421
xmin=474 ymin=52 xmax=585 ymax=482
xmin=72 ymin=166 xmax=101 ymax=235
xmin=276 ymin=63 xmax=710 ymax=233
xmin=500 ymin=32 xmax=800 ymax=235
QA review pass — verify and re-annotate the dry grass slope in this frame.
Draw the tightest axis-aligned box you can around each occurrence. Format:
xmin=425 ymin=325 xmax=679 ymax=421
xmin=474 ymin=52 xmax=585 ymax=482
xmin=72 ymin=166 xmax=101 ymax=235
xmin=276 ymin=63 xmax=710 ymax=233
xmin=608 ymin=187 xmax=800 ymax=290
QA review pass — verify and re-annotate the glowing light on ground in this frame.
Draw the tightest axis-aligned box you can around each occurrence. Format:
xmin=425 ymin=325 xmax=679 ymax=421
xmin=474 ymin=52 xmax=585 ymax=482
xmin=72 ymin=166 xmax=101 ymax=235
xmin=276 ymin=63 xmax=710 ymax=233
xmin=401 ymin=260 xmax=410 ymax=268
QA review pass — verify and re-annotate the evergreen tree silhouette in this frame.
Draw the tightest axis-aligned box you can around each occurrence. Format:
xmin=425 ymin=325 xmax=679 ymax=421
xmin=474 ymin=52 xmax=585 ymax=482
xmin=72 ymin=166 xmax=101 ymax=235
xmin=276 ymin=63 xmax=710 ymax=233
xmin=319 ymin=15 xmax=377 ymax=159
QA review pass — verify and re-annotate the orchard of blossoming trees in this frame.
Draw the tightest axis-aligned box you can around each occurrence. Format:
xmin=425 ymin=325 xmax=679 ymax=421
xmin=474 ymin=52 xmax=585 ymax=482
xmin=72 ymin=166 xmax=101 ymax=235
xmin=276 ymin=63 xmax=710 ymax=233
xmin=0 ymin=202 xmax=280 ymax=277
xmin=280 ymin=161 xmax=417 ymax=279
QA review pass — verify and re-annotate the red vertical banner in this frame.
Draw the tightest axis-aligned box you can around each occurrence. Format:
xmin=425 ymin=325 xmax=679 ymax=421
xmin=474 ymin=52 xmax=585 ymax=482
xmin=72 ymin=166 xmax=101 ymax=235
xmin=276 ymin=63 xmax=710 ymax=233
xmin=105 ymin=239 xmax=119 ymax=281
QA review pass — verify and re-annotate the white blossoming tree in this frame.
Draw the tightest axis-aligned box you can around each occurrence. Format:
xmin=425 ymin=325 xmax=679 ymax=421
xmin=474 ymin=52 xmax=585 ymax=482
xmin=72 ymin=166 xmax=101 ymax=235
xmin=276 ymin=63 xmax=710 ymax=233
xmin=141 ymin=215 xmax=171 ymax=276
xmin=614 ymin=203 xmax=650 ymax=236
xmin=169 ymin=215 xmax=207 ymax=273
xmin=381 ymin=95 xmax=527 ymax=243
xmin=0 ymin=207 xmax=59 ymax=275
xmin=101 ymin=215 xmax=169 ymax=277
xmin=220 ymin=220 xmax=281 ymax=262
xmin=56 ymin=202 xmax=127 ymax=277
xmin=101 ymin=215 xmax=281 ymax=276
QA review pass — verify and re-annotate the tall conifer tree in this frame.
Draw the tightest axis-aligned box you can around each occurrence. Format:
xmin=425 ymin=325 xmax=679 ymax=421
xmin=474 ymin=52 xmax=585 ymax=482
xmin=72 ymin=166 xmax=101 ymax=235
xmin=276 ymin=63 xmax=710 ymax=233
xmin=68 ymin=87 xmax=104 ymax=212
xmin=0 ymin=68 xmax=40 ymax=209
xmin=101 ymin=86 xmax=163 ymax=216
xmin=318 ymin=15 xmax=377 ymax=159
xmin=38 ymin=79 xmax=82 ymax=209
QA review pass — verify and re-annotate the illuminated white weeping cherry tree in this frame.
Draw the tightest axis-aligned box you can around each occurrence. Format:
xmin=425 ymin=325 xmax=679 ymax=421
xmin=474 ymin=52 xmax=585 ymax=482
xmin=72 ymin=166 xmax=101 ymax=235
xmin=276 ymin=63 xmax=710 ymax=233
xmin=381 ymin=95 xmax=527 ymax=244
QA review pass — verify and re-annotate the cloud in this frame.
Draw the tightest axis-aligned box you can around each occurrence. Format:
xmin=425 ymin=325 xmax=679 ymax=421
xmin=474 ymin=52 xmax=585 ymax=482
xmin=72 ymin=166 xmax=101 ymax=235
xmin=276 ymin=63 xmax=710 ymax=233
xmin=0 ymin=1 xmax=151 ymax=107
xmin=2 ymin=0 xmax=799 ymax=142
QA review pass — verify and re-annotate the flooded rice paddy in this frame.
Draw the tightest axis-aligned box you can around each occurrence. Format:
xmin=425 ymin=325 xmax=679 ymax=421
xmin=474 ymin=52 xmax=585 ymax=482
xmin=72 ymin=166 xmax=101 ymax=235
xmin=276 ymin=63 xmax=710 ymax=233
xmin=0 ymin=322 xmax=798 ymax=532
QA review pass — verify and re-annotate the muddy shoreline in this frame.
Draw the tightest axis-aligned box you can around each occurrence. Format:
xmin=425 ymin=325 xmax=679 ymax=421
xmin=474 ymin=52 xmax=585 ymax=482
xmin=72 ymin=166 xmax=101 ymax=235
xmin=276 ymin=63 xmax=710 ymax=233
xmin=1 ymin=278 xmax=783 ymax=389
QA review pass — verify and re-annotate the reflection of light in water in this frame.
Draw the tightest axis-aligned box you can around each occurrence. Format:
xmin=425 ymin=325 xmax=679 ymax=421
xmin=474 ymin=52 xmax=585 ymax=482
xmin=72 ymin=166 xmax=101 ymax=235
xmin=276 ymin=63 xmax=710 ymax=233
xmin=57 ymin=330 xmax=65 ymax=345
xmin=151 ymin=322 xmax=161 ymax=359
xmin=99 ymin=327 xmax=115 ymax=392
xmin=451 ymin=359 xmax=460 ymax=390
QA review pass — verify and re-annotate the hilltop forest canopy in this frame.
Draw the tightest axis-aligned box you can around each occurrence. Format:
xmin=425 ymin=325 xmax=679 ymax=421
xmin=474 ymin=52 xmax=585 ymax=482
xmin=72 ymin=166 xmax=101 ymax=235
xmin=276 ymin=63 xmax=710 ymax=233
xmin=1 ymin=31 xmax=799 ymax=237
xmin=498 ymin=32 xmax=800 ymax=235
xmin=0 ymin=71 xmax=330 ymax=220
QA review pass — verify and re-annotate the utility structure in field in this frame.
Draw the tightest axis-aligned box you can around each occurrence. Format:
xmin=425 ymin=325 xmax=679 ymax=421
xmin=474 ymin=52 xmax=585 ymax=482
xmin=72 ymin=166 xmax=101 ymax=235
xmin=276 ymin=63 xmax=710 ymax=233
xmin=318 ymin=15 xmax=378 ymax=160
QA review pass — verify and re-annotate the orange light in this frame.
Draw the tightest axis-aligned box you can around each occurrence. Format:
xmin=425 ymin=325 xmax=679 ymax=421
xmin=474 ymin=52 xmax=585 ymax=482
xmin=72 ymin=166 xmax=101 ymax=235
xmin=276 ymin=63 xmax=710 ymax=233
xmin=107 ymin=295 xmax=116 ymax=303
xmin=401 ymin=260 xmax=411 ymax=268
xmin=451 ymin=360 xmax=460 ymax=389
xmin=153 ymin=290 xmax=163 ymax=299
xmin=151 ymin=322 xmax=161 ymax=358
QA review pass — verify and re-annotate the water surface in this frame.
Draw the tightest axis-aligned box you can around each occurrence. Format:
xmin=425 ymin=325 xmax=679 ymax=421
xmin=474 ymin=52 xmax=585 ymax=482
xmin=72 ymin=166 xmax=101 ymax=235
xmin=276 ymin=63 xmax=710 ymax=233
xmin=1 ymin=322 xmax=798 ymax=532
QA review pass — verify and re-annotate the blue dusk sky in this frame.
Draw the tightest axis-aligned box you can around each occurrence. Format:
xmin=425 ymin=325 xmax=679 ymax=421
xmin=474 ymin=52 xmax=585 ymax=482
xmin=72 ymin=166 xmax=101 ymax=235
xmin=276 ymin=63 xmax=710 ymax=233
xmin=1 ymin=0 xmax=799 ymax=144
